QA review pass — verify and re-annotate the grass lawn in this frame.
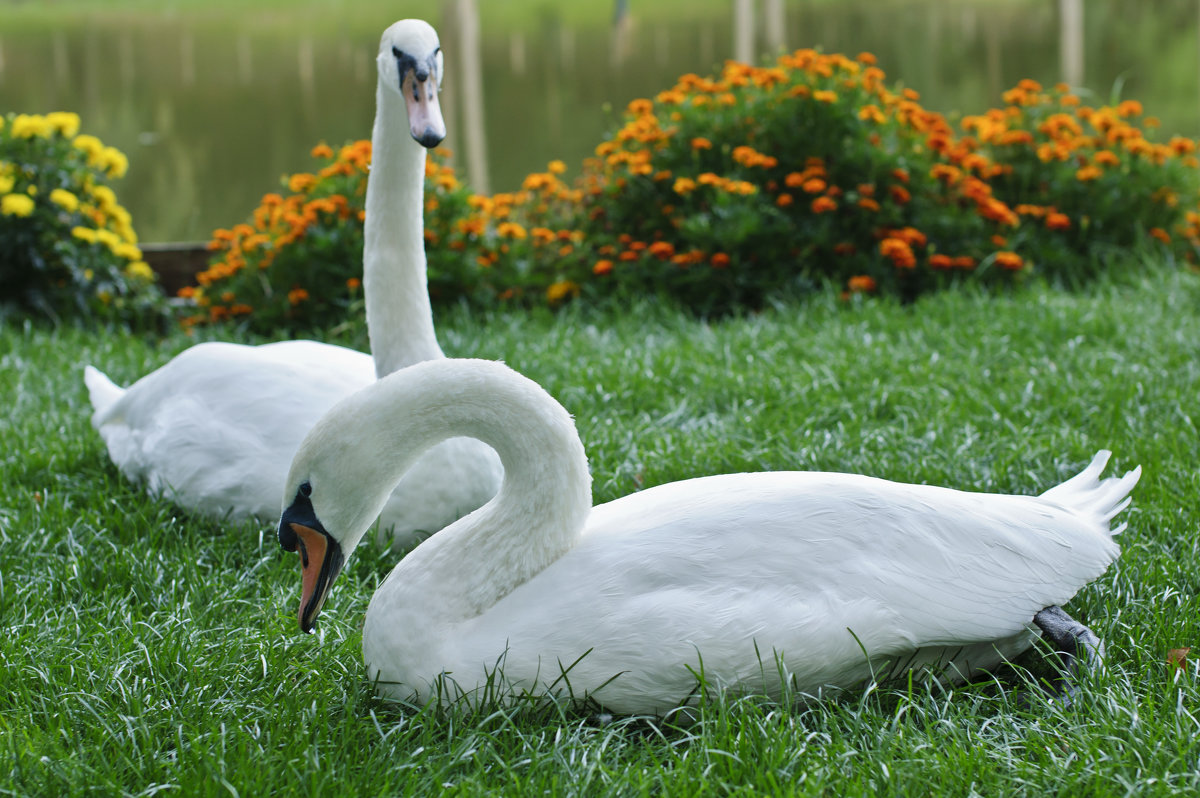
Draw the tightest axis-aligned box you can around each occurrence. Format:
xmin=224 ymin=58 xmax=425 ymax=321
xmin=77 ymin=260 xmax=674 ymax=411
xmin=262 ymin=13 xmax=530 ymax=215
xmin=2 ymin=266 xmax=1199 ymax=795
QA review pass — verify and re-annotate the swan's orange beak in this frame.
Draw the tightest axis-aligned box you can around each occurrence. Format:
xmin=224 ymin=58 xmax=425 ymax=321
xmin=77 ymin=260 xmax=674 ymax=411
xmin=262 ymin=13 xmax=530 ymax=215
xmin=281 ymin=521 xmax=344 ymax=633
xmin=402 ymin=70 xmax=445 ymax=148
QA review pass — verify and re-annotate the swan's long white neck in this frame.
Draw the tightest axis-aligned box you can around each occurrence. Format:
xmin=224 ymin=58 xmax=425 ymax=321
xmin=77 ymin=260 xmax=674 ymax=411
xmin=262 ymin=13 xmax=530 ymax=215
xmin=363 ymin=78 xmax=444 ymax=378
xmin=323 ymin=360 xmax=592 ymax=619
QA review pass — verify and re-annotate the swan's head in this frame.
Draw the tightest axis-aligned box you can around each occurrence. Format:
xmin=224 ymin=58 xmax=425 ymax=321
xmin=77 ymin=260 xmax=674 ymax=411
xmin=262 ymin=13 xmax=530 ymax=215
xmin=377 ymin=19 xmax=446 ymax=148
xmin=277 ymin=401 xmax=396 ymax=633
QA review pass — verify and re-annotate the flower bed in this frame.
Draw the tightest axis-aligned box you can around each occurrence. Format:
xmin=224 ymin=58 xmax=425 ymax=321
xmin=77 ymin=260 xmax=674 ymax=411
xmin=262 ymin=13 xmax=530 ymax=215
xmin=0 ymin=112 xmax=162 ymax=324
xmin=182 ymin=50 xmax=1200 ymax=331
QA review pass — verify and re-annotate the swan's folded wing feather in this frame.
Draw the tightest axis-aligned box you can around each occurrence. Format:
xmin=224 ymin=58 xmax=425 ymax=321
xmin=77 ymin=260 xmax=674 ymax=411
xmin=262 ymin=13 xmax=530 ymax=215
xmin=456 ymin=471 xmax=1118 ymax=702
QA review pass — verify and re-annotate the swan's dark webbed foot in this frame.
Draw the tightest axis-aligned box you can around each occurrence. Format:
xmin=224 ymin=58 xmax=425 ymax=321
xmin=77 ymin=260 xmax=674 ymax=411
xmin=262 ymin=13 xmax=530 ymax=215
xmin=1032 ymin=605 xmax=1105 ymax=707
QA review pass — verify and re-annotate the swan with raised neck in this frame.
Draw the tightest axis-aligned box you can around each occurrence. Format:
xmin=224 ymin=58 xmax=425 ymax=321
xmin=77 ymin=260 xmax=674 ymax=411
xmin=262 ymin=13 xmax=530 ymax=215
xmin=366 ymin=18 xmax=447 ymax=377
xmin=278 ymin=359 xmax=1139 ymax=716
xmin=83 ymin=20 xmax=501 ymax=543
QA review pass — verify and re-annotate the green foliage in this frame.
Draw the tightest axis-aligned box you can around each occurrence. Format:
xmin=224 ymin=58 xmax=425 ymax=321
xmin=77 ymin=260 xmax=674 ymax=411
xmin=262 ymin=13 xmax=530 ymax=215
xmin=0 ymin=112 xmax=164 ymax=325
xmin=187 ymin=51 xmax=1200 ymax=331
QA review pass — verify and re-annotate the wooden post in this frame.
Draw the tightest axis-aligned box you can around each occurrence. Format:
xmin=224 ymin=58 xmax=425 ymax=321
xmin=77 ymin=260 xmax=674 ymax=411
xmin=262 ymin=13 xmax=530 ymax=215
xmin=1059 ymin=0 xmax=1083 ymax=88
xmin=457 ymin=0 xmax=490 ymax=194
xmin=734 ymin=0 xmax=754 ymax=64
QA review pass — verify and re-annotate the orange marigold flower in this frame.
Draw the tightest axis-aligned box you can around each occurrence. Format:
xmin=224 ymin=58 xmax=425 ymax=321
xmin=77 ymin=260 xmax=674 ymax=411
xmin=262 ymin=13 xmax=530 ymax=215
xmin=929 ymin=254 xmax=953 ymax=270
xmin=952 ymin=255 xmax=976 ymax=270
xmin=858 ymin=104 xmax=886 ymax=124
xmin=847 ymin=275 xmax=876 ymax=293
xmin=1149 ymin=227 xmax=1171 ymax=243
xmin=802 ymin=178 xmax=826 ymax=194
xmin=671 ymin=177 xmax=697 ymax=196
xmin=891 ymin=168 xmax=910 ymax=184
xmin=1075 ymin=165 xmax=1102 ymax=181
xmin=889 ymin=185 xmax=911 ymax=204
xmin=627 ymin=98 xmax=654 ymax=115
xmin=856 ymin=52 xmax=877 ymax=65
xmin=497 ymin=221 xmax=527 ymax=239
xmin=310 ymin=143 xmax=334 ymax=159
xmin=593 ymin=259 xmax=614 ymax=275
xmin=880 ymin=238 xmax=915 ymax=269
xmin=287 ymin=287 xmax=309 ymax=305
xmin=776 ymin=193 xmax=794 ymax=208
xmin=833 ymin=242 xmax=857 ymax=256
xmin=288 ymin=173 xmax=317 ymax=193
xmin=710 ymin=252 xmax=731 ymax=269
xmin=813 ymin=90 xmax=837 ymax=104
xmin=1045 ymin=212 xmax=1071 ymax=231
xmin=691 ymin=137 xmax=713 ymax=151
xmin=548 ymin=159 xmax=566 ymax=174
xmin=993 ymin=251 xmax=1024 ymax=270
xmin=648 ymin=241 xmax=675 ymax=260
xmin=784 ymin=172 xmax=806 ymax=188
xmin=346 ymin=277 xmax=361 ymax=291
xmin=1116 ymin=99 xmax=1143 ymax=118
xmin=857 ymin=198 xmax=880 ymax=212
xmin=811 ymin=196 xmax=838 ymax=214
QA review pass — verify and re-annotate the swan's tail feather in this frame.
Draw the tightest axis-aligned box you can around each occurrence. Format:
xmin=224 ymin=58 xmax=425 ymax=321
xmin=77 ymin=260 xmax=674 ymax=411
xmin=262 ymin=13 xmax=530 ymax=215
xmin=1039 ymin=449 xmax=1141 ymax=536
xmin=83 ymin=365 xmax=125 ymax=423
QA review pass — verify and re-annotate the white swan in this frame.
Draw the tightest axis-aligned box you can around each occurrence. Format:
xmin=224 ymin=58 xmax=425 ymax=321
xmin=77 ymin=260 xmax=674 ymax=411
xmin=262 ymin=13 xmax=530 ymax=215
xmin=85 ymin=20 xmax=501 ymax=546
xmin=278 ymin=358 xmax=1140 ymax=716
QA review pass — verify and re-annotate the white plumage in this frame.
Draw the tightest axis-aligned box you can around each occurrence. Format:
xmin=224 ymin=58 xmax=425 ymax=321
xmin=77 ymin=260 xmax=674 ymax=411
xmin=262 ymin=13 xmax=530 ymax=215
xmin=279 ymin=358 xmax=1139 ymax=716
xmin=85 ymin=20 xmax=501 ymax=545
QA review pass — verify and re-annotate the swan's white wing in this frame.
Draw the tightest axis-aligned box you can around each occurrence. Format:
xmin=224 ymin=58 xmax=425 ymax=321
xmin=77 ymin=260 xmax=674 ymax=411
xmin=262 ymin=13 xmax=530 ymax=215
xmin=89 ymin=341 xmax=374 ymax=519
xmin=450 ymin=471 xmax=1118 ymax=710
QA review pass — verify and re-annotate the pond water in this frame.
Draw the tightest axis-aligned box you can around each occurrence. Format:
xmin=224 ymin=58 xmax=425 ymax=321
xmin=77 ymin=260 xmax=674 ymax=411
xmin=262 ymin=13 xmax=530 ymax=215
xmin=1 ymin=0 xmax=1197 ymax=243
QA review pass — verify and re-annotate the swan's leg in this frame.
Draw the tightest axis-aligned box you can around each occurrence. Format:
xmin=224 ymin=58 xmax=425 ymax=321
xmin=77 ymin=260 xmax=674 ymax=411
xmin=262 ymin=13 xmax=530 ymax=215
xmin=1032 ymin=605 xmax=1105 ymax=705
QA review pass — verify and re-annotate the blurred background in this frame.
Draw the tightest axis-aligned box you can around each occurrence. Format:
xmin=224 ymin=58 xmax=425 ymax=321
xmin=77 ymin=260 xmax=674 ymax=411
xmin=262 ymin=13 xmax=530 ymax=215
xmin=0 ymin=0 xmax=1196 ymax=243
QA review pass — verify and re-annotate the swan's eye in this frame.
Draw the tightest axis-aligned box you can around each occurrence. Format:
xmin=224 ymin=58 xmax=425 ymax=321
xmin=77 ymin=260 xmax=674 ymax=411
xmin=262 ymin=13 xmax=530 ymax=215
xmin=299 ymin=481 xmax=312 ymax=498
xmin=391 ymin=45 xmax=402 ymax=59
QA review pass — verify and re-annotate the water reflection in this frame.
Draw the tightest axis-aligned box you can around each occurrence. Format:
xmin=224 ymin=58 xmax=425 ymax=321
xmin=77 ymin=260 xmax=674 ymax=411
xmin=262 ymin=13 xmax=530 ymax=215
xmin=0 ymin=0 xmax=1196 ymax=243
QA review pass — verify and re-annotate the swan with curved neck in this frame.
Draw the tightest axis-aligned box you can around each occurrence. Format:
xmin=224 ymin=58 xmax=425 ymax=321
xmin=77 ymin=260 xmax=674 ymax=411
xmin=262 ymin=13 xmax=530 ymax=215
xmin=280 ymin=359 xmax=1140 ymax=715
xmin=84 ymin=20 xmax=501 ymax=545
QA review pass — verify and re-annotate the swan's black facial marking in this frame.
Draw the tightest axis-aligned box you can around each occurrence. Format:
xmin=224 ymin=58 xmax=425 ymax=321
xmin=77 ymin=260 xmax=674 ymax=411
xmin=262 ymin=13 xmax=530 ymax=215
xmin=391 ymin=44 xmax=440 ymax=93
xmin=278 ymin=481 xmax=319 ymax=551
xmin=278 ymin=479 xmax=344 ymax=633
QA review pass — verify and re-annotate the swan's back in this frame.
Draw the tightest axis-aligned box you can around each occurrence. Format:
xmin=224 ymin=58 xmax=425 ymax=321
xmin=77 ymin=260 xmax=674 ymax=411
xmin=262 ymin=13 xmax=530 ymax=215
xmin=389 ymin=459 xmax=1135 ymax=713
xmin=88 ymin=341 xmax=375 ymax=518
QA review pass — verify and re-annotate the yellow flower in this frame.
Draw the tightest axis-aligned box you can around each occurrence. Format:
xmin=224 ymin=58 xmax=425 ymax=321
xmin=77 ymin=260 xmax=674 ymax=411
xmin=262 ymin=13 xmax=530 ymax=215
xmin=11 ymin=114 xmax=52 ymax=138
xmin=0 ymin=193 xmax=35 ymax=217
xmin=49 ymin=188 xmax=79 ymax=212
xmin=124 ymin=261 xmax=155 ymax=281
xmin=72 ymin=226 xmax=98 ymax=243
xmin=0 ymin=175 xmax=13 ymax=194
xmin=547 ymin=160 xmax=566 ymax=174
xmin=73 ymin=134 xmax=105 ymax=163
xmin=95 ymin=229 xmax=121 ymax=251
xmin=101 ymin=147 xmax=129 ymax=179
xmin=91 ymin=184 xmax=118 ymax=212
xmin=46 ymin=112 xmax=81 ymax=138
xmin=545 ymin=280 xmax=580 ymax=305
xmin=114 ymin=242 xmax=142 ymax=261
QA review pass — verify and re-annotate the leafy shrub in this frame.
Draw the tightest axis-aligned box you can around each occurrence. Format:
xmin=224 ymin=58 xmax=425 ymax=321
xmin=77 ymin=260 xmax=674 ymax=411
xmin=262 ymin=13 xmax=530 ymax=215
xmin=184 ymin=51 xmax=1200 ymax=328
xmin=190 ymin=141 xmax=490 ymax=336
xmin=0 ymin=112 xmax=163 ymax=324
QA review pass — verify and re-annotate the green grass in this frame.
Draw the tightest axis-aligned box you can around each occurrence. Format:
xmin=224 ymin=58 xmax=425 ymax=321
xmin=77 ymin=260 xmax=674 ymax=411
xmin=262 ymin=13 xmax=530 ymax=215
xmin=2 ymin=266 xmax=1199 ymax=795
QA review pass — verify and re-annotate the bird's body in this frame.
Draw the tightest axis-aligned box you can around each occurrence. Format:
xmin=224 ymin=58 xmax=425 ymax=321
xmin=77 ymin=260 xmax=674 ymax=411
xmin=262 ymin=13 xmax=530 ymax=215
xmin=279 ymin=359 xmax=1139 ymax=716
xmin=86 ymin=20 xmax=501 ymax=544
